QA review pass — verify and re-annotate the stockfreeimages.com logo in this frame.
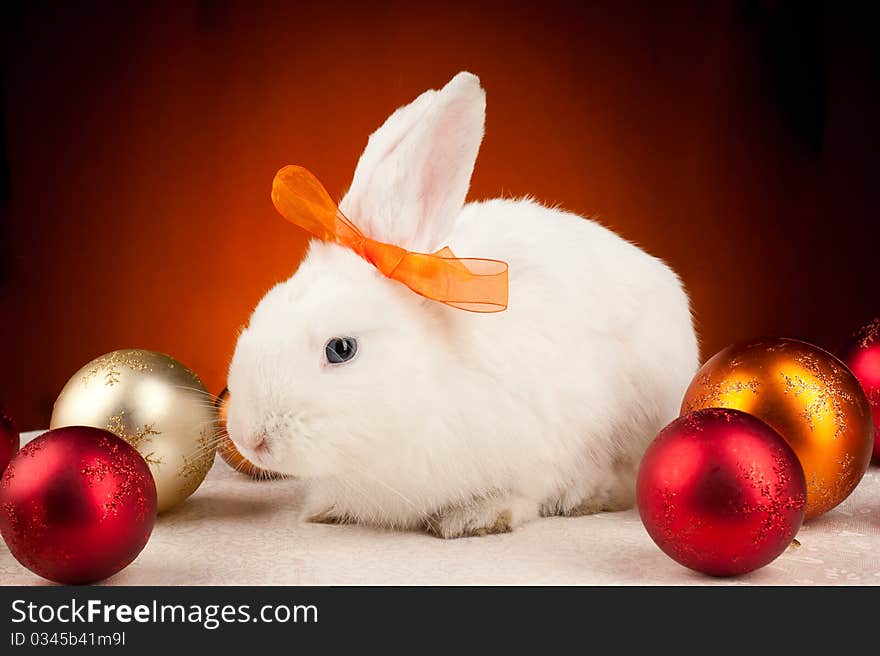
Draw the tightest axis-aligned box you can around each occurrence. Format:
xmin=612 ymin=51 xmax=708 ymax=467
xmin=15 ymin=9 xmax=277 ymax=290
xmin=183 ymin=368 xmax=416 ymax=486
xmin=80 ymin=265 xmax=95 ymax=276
xmin=11 ymin=599 xmax=318 ymax=631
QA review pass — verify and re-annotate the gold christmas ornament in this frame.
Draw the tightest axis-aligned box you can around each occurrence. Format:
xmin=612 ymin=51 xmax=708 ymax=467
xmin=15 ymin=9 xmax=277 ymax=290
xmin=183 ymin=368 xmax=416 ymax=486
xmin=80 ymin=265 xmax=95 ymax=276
xmin=682 ymin=338 xmax=874 ymax=520
xmin=50 ymin=349 xmax=218 ymax=513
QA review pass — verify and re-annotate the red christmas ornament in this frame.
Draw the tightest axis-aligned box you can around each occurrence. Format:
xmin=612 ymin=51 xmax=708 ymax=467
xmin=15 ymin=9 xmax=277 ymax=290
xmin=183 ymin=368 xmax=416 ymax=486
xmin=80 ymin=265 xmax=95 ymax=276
xmin=838 ymin=318 xmax=880 ymax=462
xmin=0 ymin=426 xmax=157 ymax=585
xmin=637 ymin=408 xmax=806 ymax=576
xmin=0 ymin=409 xmax=19 ymax=476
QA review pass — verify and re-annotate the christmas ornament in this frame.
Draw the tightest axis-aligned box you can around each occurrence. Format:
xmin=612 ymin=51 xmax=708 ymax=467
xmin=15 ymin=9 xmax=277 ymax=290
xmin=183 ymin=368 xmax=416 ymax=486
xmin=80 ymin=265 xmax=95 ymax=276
xmin=637 ymin=408 xmax=806 ymax=577
xmin=682 ymin=338 xmax=873 ymax=519
xmin=215 ymin=388 xmax=283 ymax=479
xmin=838 ymin=318 xmax=880 ymax=462
xmin=0 ymin=409 xmax=19 ymax=476
xmin=0 ymin=426 xmax=156 ymax=585
xmin=50 ymin=349 xmax=218 ymax=513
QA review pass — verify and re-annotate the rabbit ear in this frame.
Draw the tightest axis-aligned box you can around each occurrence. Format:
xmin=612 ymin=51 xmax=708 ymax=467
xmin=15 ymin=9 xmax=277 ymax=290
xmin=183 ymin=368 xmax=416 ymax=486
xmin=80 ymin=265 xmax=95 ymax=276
xmin=340 ymin=72 xmax=486 ymax=252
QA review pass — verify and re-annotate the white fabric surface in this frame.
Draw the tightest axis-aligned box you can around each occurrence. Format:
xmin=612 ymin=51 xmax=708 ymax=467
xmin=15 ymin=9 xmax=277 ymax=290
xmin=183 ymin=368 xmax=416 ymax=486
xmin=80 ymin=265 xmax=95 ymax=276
xmin=2 ymin=431 xmax=879 ymax=586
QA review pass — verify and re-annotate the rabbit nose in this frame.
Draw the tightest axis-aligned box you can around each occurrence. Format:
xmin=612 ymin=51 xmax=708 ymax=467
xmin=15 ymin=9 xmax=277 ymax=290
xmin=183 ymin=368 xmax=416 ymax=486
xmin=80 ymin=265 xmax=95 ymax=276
xmin=250 ymin=431 xmax=270 ymax=454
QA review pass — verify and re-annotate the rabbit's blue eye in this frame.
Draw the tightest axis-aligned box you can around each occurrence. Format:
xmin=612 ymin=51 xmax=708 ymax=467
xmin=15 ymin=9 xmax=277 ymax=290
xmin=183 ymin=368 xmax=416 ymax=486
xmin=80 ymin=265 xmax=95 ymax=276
xmin=325 ymin=337 xmax=357 ymax=364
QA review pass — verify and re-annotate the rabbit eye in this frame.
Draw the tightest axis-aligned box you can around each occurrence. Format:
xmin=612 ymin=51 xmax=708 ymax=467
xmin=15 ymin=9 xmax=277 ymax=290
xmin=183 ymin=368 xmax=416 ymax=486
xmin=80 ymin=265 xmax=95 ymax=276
xmin=325 ymin=337 xmax=358 ymax=364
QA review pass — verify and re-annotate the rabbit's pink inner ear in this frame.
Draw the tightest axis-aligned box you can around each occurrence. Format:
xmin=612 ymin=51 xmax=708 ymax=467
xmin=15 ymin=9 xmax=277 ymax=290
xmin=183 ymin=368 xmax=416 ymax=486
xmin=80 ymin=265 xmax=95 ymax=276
xmin=340 ymin=73 xmax=486 ymax=253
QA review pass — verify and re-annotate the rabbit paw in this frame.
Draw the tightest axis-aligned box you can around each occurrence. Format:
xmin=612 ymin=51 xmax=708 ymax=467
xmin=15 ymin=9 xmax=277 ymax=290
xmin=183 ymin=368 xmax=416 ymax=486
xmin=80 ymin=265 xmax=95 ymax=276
xmin=563 ymin=493 xmax=633 ymax=516
xmin=306 ymin=508 xmax=351 ymax=525
xmin=541 ymin=463 xmax=636 ymax=517
xmin=542 ymin=470 xmax=636 ymax=517
xmin=427 ymin=496 xmax=537 ymax=539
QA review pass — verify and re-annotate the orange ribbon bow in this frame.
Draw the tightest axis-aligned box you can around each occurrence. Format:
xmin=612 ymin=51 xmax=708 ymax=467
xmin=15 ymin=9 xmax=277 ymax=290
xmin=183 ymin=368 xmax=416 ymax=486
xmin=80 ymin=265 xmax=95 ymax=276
xmin=271 ymin=166 xmax=508 ymax=312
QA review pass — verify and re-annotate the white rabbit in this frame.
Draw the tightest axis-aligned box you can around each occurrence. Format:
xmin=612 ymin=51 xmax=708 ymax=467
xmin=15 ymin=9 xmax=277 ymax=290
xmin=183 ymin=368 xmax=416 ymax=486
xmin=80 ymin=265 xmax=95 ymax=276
xmin=226 ymin=72 xmax=699 ymax=538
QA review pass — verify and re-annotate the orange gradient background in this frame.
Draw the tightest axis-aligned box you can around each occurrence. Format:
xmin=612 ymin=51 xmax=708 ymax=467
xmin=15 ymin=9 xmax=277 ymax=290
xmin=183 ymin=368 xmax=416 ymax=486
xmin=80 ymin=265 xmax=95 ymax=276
xmin=1 ymin=1 xmax=878 ymax=428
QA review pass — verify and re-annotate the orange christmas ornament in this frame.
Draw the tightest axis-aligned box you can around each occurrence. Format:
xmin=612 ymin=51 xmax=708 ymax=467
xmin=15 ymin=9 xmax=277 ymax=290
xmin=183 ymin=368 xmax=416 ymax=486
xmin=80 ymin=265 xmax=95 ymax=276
xmin=682 ymin=338 xmax=874 ymax=520
xmin=271 ymin=165 xmax=508 ymax=312
xmin=215 ymin=389 xmax=284 ymax=480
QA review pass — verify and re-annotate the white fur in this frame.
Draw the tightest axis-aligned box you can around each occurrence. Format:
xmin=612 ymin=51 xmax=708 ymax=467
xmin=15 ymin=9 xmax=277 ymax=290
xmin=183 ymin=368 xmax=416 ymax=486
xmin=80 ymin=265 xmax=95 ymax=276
xmin=226 ymin=72 xmax=699 ymax=538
